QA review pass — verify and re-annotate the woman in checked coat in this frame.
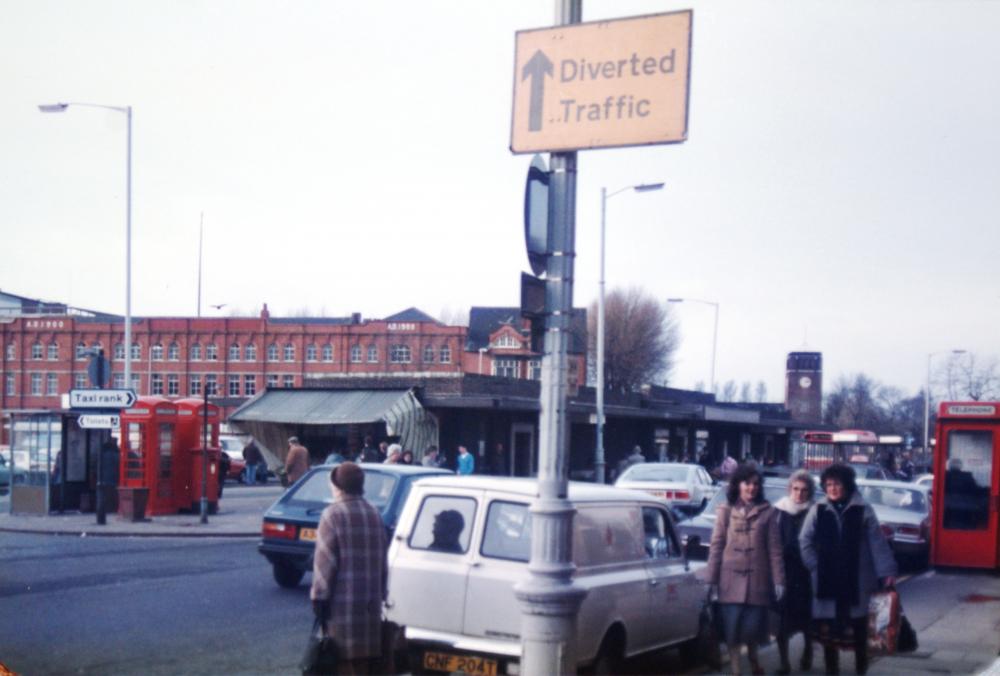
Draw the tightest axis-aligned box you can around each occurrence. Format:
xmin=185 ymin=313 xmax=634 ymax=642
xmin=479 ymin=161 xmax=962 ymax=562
xmin=706 ymin=464 xmax=785 ymax=676
xmin=310 ymin=462 xmax=388 ymax=675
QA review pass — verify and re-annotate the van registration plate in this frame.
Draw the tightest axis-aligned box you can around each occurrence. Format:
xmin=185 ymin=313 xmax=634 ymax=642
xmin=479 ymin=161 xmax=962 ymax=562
xmin=299 ymin=528 xmax=317 ymax=542
xmin=422 ymin=650 xmax=498 ymax=676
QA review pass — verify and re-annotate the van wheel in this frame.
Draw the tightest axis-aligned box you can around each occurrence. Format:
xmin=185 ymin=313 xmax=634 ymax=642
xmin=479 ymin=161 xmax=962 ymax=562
xmin=273 ymin=562 xmax=304 ymax=588
xmin=589 ymin=629 xmax=624 ymax=676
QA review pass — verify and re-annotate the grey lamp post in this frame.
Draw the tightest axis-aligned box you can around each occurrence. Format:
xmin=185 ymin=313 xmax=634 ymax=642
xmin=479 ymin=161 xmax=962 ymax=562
xmin=596 ymin=182 xmax=663 ymax=484
xmin=667 ymin=297 xmax=719 ymax=394
xmin=924 ymin=349 xmax=966 ymax=457
xmin=40 ymin=102 xmax=133 ymax=392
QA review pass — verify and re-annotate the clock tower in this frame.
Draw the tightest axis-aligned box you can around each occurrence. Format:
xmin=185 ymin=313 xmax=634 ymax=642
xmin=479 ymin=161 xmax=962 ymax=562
xmin=785 ymin=351 xmax=822 ymax=424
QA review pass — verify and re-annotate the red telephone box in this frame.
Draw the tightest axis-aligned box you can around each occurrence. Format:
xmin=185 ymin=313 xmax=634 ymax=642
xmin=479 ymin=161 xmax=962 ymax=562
xmin=175 ymin=398 xmax=221 ymax=513
xmin=119 ymin=397 xmax=180 ymax=516
xmin=930 ymin=401 xmax=1000 ymax=570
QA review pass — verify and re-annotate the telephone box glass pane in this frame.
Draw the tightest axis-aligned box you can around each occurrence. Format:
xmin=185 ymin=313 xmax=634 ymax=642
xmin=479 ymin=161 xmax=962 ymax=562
xmin=943 ymin=430 xmax=992 ymax=531
xmin=126 ymin=423 xmax=144 ymax=480
xmin=159 ymin=424 xmax=173 ymax=479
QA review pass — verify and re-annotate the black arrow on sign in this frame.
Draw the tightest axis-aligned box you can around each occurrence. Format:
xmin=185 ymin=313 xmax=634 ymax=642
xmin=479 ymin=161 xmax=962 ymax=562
xmin=522 ymin=49 xmax=553 ymax=132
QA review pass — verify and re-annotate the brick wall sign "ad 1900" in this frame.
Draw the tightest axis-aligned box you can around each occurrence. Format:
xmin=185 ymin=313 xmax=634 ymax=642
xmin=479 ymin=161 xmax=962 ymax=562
xmin=510 ymin=11 xmax=692 ymax=154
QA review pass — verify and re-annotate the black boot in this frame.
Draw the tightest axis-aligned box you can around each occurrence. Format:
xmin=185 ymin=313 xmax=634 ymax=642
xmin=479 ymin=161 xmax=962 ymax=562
xmin=777 ymin=635 xmax=791 ymax=675
xmin=823 ymin=646 xmax=839 ymax=675
xmin=852 ymin=618 xmax=869 ymax=675
xmin=801 ymin=638 xmax=814 ymax=670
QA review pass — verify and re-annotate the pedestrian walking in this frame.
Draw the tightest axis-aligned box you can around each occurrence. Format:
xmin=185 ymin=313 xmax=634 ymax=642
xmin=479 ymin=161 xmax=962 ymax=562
xmin=456 ymin=445 xmax=474 ymax=475
xmin=285 ymin=436 xmax=311 ymax=486
xmin=421 ymin=446 xmax=441 ymax=468
xmin=310 ymin=462 xmax=388 ymax=675
xmin=384 ymin=444 xmax=402 ymax=464
xmin=218 ymin=449 xmax=231 ymax=498
xmin=242 ymin=439 xmax=264 ymax=485
xmin=775 ymin=470 xmax=817 ymax=675
xmin=705 ymin=464 xmax=785 ymax=676
xmin=799 ymin=464 xmax=897 ymax=676
xmin=616 ymin=445 xmax=645 ymax=478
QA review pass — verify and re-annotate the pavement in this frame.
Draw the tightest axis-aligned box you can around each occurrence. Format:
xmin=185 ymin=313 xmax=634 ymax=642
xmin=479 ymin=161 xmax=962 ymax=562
xmin=0 ymin=482 xmax=281 ymax=537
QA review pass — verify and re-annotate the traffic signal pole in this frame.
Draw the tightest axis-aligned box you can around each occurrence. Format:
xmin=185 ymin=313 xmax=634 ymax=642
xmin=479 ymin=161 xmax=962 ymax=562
xmin=514 ymin=4 xmax=586 ymax=673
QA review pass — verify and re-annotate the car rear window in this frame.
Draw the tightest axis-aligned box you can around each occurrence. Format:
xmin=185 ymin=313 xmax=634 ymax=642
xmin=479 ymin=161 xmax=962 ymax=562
xmin=285 ymin=467 xmax=398 ymax=511
xmin=481 ymin=501 xmax=531 ymax=562
xmin=408 ymin=495 xmax=477 ymax=554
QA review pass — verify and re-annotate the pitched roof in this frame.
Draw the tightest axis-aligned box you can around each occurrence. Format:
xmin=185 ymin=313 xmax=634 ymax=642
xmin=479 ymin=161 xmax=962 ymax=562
xmin=467 ymin=306 xmax=587 ymax=354
xmin=383 ymin=307 xmax=440 ymax=324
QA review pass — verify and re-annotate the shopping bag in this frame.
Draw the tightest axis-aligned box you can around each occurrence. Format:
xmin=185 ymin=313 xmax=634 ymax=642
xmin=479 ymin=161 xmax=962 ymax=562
xmin=301 ymin=618 xmax=339 ymax=675
xmin=867 ymin=589 xmax=901 ymax=655
xmin=691 ymin=594 xmax=723 ymax=670
xmin=897 ymin=613 xmax=918 ymax=653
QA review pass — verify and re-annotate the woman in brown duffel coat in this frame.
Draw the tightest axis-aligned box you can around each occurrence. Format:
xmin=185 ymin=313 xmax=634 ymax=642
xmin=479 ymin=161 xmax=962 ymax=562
xmin=706 ymin=464 xmax=785 ymax=676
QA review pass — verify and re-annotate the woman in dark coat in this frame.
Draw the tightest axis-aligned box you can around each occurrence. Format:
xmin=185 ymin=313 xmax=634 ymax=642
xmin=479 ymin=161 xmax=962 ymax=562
xmin=800 ymin=464 xmax=897 ymax=676
xmin=774 ymin=469 xmax=816 ymax=674
xmin=706 ymin=464 xmax=785 ymax=676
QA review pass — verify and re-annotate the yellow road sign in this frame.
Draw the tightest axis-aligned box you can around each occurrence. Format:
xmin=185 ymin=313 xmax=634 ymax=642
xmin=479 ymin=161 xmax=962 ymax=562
xmin=510 ymin=11 xmax=692 ymax=154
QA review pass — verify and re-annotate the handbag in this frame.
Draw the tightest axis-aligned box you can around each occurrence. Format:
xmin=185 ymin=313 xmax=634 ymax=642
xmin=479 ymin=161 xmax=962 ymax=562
xmin=301 ymin=618 xmax=339 ymax=675
xmin=897 ymin=613 xmax=918 ymax=653
xmin=692 ymin=592 xmax=723 ymax=670
xmin=867 ymin=589 xmax=901 ymax=655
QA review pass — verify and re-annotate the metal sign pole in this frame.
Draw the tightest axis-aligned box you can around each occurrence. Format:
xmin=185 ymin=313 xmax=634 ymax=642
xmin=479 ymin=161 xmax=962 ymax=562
xmin=200 ymin=388 xmax=209 ymax=523
xmin=515 ymin=4 xmax=585 ymax=674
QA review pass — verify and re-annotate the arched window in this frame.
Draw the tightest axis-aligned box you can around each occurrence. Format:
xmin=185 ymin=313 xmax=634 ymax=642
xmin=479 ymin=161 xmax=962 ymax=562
xmin=367 ymin=345 xmax=378 ymax=363
xmin=76 ymin=342 xmax=88 ymax=360
xmin=322 ymin=344 xmax=333 ymax=362
xmin=439 ymin=345 xmax=452 ymax=364
xmin=267 ymin=343 xmax=279 ymax=361
xmin=130 ymin=343 xmax=141 ymax=360
xmin=191 ymin=343 xmax=202 ymax=361
xmin=151 ymin=343 xmax=164 ymax=360
xmin=306 ymin=344 xmax=318 ymax=362
xmin=114 ymin=343 xmax=126 ymax=360
xmin=32 ymin=341 xmax=43 ymax=360
xmin=206 ymin=343 xmax=218 ymax=361
xmin=284 ymin=344 xmax=295 ymax=362
xmin=245 ymin=343 xmax=257 ymax=361
xmin=229 ymin=343 xmax=240 ymax=361
xmin=423 ymin=345 xmax=435 ymax=363
xmin=350 ymin=345 xmax=362 ymax=363
xmin=168 ymin=343 xmax=180 ymax=361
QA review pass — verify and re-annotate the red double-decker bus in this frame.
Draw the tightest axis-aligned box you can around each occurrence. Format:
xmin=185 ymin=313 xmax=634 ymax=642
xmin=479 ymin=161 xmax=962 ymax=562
xmin=801 ymin=429 xmax=902 ymax=471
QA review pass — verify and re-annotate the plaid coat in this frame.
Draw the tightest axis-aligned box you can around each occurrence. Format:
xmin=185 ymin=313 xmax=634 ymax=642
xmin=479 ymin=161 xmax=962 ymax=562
xmin=310 ymin=495 xmax=388 ymax=659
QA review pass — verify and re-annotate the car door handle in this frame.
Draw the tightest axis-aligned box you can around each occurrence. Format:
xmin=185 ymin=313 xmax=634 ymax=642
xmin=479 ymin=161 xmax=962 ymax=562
xmin=649 ymin=579 xmax=659 ymax=587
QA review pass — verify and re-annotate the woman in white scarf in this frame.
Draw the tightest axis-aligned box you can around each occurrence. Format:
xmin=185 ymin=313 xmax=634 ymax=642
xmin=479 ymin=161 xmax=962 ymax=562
xmin=774 ymin=470 xmax=816 ymax=674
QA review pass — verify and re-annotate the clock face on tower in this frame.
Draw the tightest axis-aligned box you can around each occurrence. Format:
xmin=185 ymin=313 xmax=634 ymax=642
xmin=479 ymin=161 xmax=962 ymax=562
xmin=799 ymin=376 xmax=813 ymax=389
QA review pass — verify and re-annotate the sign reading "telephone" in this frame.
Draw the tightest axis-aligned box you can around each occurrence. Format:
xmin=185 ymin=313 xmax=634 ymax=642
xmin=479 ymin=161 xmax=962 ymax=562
xmin=510 ymin=11 xmax=692 ymax=153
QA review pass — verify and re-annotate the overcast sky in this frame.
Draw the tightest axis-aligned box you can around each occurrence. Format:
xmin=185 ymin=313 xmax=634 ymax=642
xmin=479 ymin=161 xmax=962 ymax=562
xmin=2 ymin=0 xmax=998 ymax=400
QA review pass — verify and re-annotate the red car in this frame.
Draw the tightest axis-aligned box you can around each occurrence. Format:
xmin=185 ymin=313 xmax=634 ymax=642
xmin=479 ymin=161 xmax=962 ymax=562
xmin=220 ymin=436 xmax=246 ymax=482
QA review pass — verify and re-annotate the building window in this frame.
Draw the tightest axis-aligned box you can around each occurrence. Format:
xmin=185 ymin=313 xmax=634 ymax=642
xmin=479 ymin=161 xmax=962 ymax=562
xmin=306 ymin=344 xmax=318 ymax=362
xmin=130 ymin=343 xmax=141 ymax=361
xmin=113 ymin=373 xmax=125 ymax=389
xmin=46 ymin=373 xmax=59 ymax=395
xmin=205 ymin=374 xmax=218 ymax=396
xmin=206 ymin=343 xmax=218 ymax=361
xmin=191 ymin=343 xmax=202 ymax=361
xmin=283 ymin=375 xmax=295 ymax=388
xmin=266 ymin=374 xmax=278 ymax=389
xmin=244 ymin=375 xmax=256 ymax=397
xmin=267 ymin=344 xmax=279 ymax=362
xmin=151 ymin=343 xmax=164 ymax=361
xmin=367 ymin=345 xmax=378 ymax=363
xmin=493 ymin=359 xmax=518 ymax=378
xmin=189 ymin=374 xmax=202 ymax=396
xmin=151 ymin=373 xmax=164 ymax=395
xmin=32 ymin=342 xmax=43 ymax=360
xmin=350 ymin=345 xmax=362 ymax=363
xmin=284 ymin=344 xmax=295 ymax=362
xmin=390 ymin=345 xmax=411 ymax=363
xmin=245 ymin=344 xmax=257 ymax=361
xmin=439 ymin=345 xmax=452 ymax=364
xmin=423 ymin=345 xmax=435 ymax=363
xmin=5 ymin=373 xmax=14 ymax=395
xmin=322 ymin=344 xmax=333 ymax=362
xmin=6 ymin=344 xmax=15 ymax=360
xmin=493 ymin=334 xmax=520 ymax=349
xmin=228 ymin=375 xmax=240 ymax=397
xmin=529 ymin=360 xmax=542 ymax=380
xmin=229 ymin=343 xmax=240 ymax=361
xmin=76 ymin=342 xmax=88 ymax=360
xmin=168 ymin=342 xmax=180 ymax=361
xmin=167 ymin=374 xmax=179 ymax=396
xmin=47 ymin=342 xmax=58 ymax=360
xmin=31 ymin=373 xmax=42 ymax=395
xmin=74 ymin=373 xmax=88 ymax=389
xmin=130 ymin=373 xmax=140 ymax=392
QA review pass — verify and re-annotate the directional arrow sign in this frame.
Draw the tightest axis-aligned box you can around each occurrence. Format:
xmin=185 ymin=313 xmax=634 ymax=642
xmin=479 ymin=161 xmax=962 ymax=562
xmin=78 ymin=414 xmax=120 ymax=430
xmin=510 ymin=11 xmax=692 ymax=153
xmin=69 ymin=389 xmax=137 ymax=409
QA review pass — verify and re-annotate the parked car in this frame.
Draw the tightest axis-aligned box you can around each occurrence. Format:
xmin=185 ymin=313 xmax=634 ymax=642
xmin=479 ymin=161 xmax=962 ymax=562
xmin=0 ymin=447 xmax=27 ymax=494
xmin=218 ymin=436 xmax=246 ymax=482
xmin=258 ymin=463 xmax=451 ymax=588
xmin=914 ymin=473 xmax=934 ymax=489
xmin=847 ymin=463 xmax=892 ymax=480
xmin=386 ymin=476 xmax=711 ymax=675
xmin=614 ymin=462 xmax=719 ymax=514
xmin=857 ymin=478 xmax=931 ymax=564
xmin=676 ymin=477 xmax=788 ymax=561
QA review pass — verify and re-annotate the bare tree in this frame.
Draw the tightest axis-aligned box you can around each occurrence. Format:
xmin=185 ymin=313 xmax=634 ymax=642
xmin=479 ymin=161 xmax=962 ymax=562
xmin=587 ymin=286 xmax=679 ymax=392
xmin=754 ymin=381 xmax=768 ymax=403
xmin=718 ymin=380 xmax=738 ymax=402
xmin=438 ymin=306 xmax=469 ymax=327
xmin=739 ymin=381 xmax=753 ymax=403
xmin=938 ymin=352 xmax=1000 ymax=401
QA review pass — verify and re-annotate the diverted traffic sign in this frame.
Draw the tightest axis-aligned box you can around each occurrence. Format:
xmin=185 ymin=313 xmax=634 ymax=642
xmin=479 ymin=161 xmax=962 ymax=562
xmin=510 ymin=11 xmax=692 ymax=153
xmin=78 ymin=414 xmax=120 ymax=430
xmin=69 ymin=389 xmax=137 ymax=409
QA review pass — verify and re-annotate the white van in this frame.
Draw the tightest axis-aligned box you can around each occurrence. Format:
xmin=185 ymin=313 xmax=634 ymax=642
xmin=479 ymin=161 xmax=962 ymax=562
xmin=385 ymin=476 xmax=708 ymax=675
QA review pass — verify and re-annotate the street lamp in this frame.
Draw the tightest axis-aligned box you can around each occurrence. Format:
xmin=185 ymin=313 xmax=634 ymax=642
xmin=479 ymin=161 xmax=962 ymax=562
xmin=40 ymin=101 xmax=133 ymax=391
xmin=667 ymin=297 xmax=720 ymax=394
xmin=924 ymin=349 xmax=966 ymax=457
xmin=595 ymin=181 xmax=664 ymax=483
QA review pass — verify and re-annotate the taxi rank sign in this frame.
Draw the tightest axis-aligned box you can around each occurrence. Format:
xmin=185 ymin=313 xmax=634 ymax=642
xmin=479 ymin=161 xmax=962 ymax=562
xmin=510 ymin=11 xmax=692 ymax=153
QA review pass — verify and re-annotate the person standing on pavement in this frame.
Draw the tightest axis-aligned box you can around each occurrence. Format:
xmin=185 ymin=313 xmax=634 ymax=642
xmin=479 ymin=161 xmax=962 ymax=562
xmin=400 ymin=449 xmax=414 ymax=465
xmin=705 ymin=464 xmax=785 ymax=676
xmin=799 ymin=464 xmax=897 ymax=676
xmin=310 ymin=462 xmax=388 ymax=675
xmin=384 ymin=444 xmax=402 ymax=464
xmin=422 ymin=446 xmax=441 ymax=468
xmin=488 ymin=442 xmax=508 ymax=476
xmin=456 ymin=445 xmax=474 ymax=475
xmin=242 ymin=439 xmax=264 ymax=485
xmin=377 ymin=442 xmax=388 ymax=463
xmin=218 ymin=450 xmax=231 ymax=498
xmin=284 ymin=436 xmax=311 ymax=486
xmin=359 ymin=436 xmax=380 ymax=463
xmin=775 ymin=470 xmax=817 ymax=675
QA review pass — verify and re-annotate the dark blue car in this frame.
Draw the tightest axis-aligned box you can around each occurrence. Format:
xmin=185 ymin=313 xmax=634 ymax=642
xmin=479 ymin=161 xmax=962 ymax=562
xmin=259 ymin=462 xmax=451 ymax=588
